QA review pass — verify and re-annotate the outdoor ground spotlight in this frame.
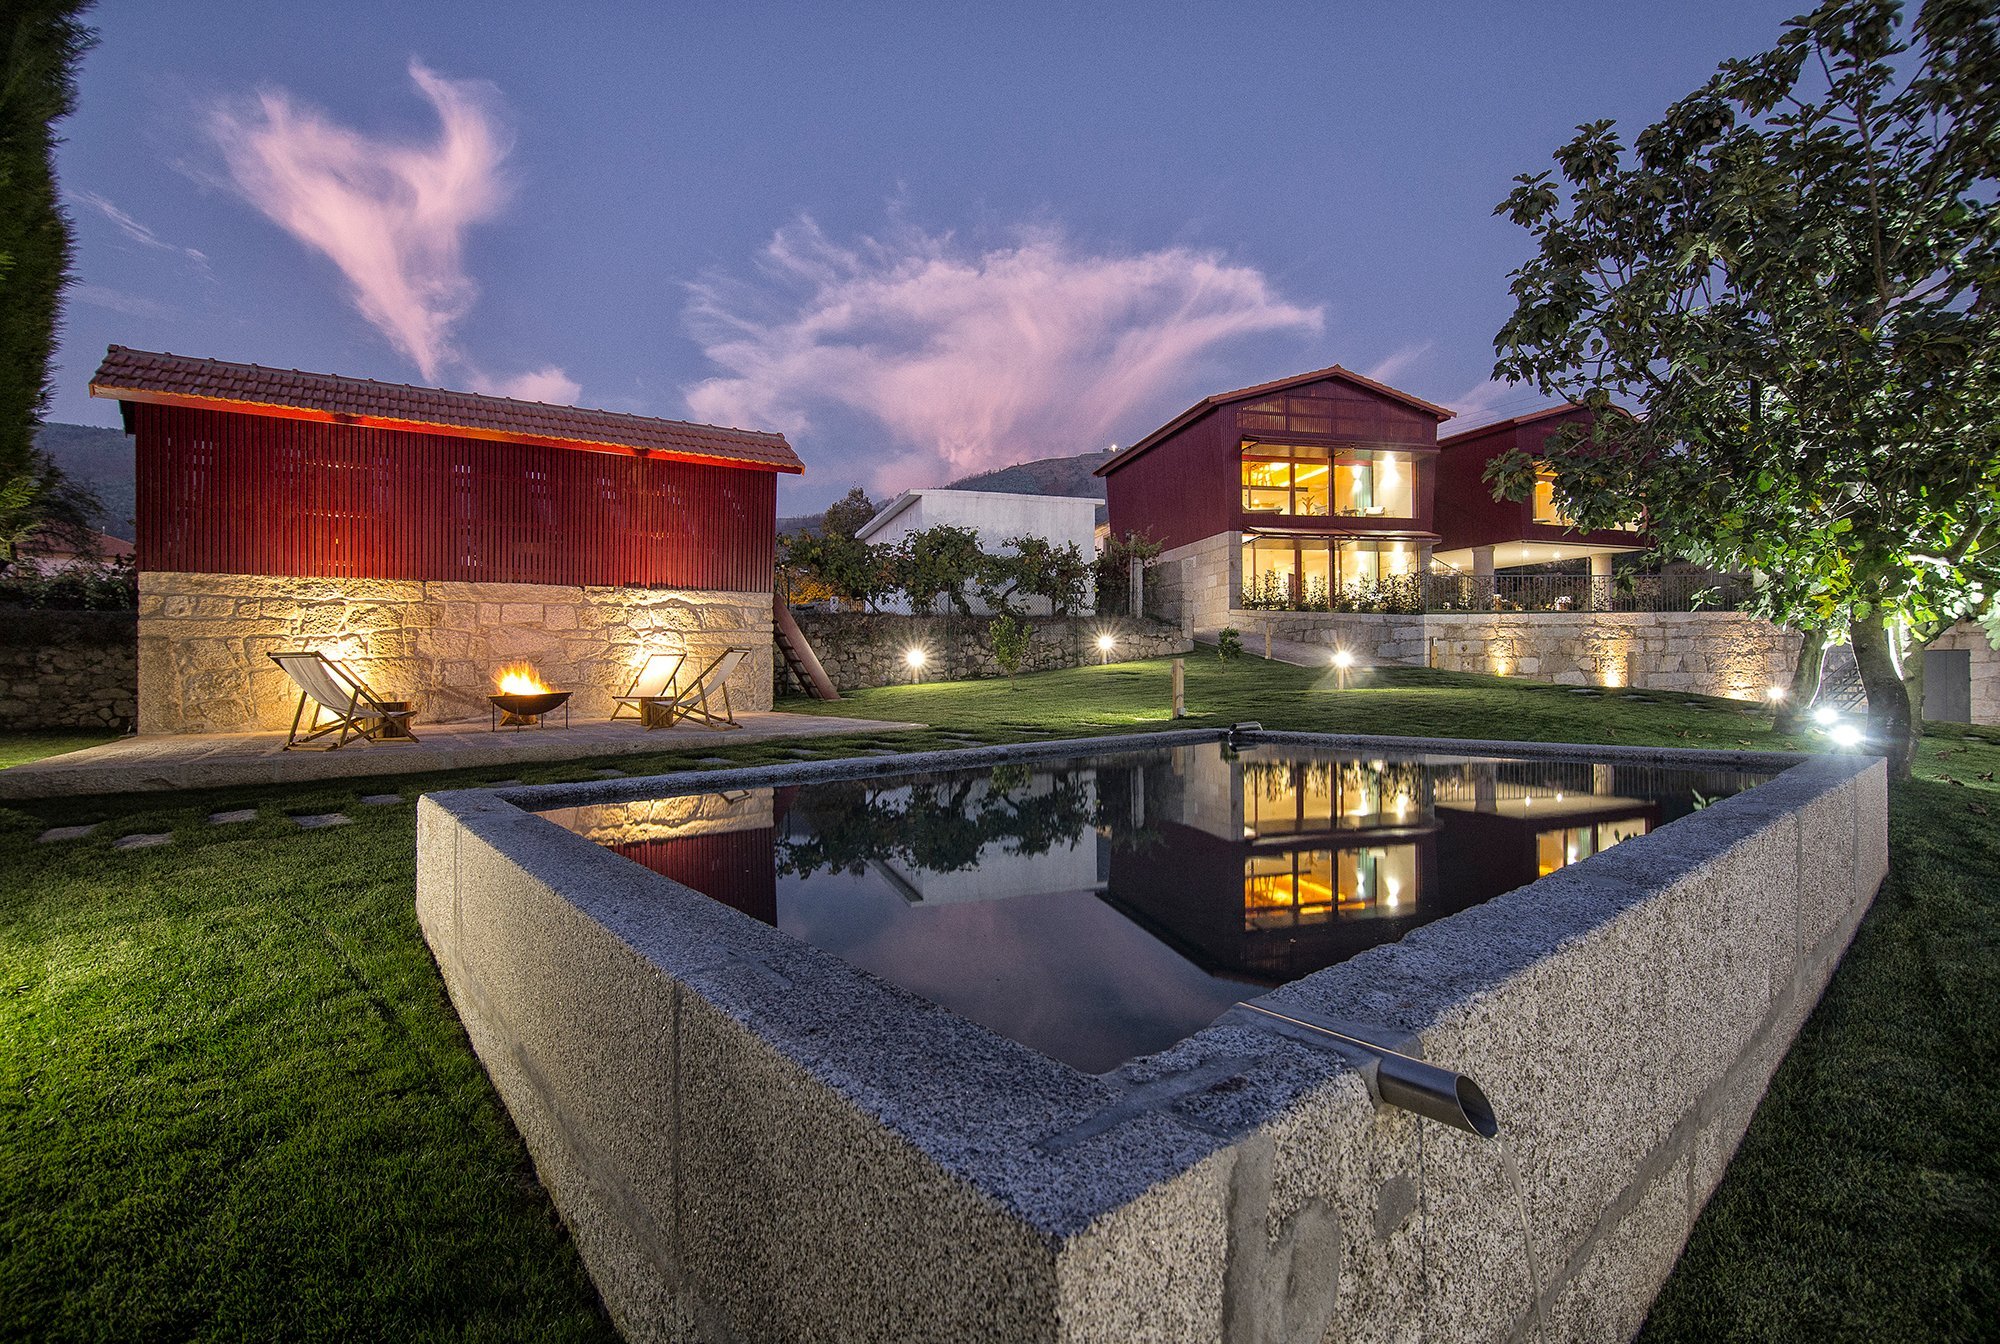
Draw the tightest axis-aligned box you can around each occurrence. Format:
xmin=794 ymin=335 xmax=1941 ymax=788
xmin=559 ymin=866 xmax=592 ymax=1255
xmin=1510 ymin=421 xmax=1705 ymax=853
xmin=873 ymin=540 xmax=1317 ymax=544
xmin=1332 ymin=648 xmax=1356 ymax=690
xmin=1829 ymin=722 xmax=1863 ymax=748
xmin=1096 ymin=633 xmax=1115 ymax=664
xmin=1813 ymin=705 xmax=1839 ymax=726
xmin=904 ymin=647 xmax=927 ymax=681
xmin=1766 ymin=685 xmax=1788 ymax=703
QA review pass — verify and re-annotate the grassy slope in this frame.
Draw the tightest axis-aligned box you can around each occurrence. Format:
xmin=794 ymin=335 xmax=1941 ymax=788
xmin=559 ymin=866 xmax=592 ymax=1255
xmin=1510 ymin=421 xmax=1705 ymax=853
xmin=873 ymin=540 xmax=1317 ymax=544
xmin=0 ymin=656 xmax=1990 ymax=1340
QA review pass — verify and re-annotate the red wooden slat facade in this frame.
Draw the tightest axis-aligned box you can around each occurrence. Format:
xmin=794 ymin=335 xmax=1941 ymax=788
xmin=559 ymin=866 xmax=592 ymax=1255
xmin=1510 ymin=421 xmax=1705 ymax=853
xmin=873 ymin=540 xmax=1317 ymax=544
xmin=1101 ymin=377 xmax=1446 ymax=552
xmin=134 ymin=403 xmax=776 ymax=592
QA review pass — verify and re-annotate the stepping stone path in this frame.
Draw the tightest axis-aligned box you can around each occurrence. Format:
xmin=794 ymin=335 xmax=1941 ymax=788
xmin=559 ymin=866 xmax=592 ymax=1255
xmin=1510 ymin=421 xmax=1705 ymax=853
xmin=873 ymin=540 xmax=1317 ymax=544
xmin=113 ymin=833 xmax=172 ymax=850
xmin=590 ymin=769 xmax=626 ymax=778
xmin=483 ymin=780 xmax=522 ymax=789
xmin=291 ymin=813 xmax=351 ymax=830
xmin=699 ymin=757 xmax=735 ymax=766
xmin=359 ymin=794 xmax=404 ymax=806
xmin=208 ymin=809 xmax=258 ymax=826
xmin=787 ymin=749 xmax=822 ymax=759
xmin=37 ymin=824 xmax=98 ymax=843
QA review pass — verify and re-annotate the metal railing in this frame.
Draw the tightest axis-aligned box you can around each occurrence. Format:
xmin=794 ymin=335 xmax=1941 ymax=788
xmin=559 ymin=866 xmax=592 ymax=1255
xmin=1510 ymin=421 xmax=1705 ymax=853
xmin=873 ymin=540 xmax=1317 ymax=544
xmin=1237 ymin=572 xmax=1754 ymax=615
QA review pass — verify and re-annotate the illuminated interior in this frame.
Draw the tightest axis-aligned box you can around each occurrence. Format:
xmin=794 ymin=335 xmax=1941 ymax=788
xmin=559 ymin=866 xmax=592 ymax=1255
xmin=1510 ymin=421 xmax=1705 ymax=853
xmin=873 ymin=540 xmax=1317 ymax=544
xmin=1243 ymin=845 xmax=1420 ymax=929
xmin=1534 ymin=817 xmax=1650 ymax=875
xmin=1241 ymin=443 xmax=1414 ymax=519
xmin=1531 ymin=467 xmax=1574 ymax=526
xmin=1241 ymin=536 xmax=1419 ymax=603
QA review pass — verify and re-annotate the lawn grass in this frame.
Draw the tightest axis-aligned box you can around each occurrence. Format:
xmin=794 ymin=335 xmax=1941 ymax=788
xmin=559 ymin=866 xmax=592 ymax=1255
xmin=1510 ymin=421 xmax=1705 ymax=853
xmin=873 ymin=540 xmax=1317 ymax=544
xmin=0 ymin=653 xmax=1991 ymax=1340
xmin=0 ymin=729 xmax=119 ymax=770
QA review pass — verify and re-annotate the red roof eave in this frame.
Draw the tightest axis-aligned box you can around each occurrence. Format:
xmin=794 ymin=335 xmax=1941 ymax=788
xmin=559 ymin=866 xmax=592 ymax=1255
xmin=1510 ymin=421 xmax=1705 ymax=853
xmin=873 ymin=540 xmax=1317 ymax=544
xmin=93 ymin=384 xmax=804 ymax=474
xmin=1097 ymin=363 xmax=1456 ymax=478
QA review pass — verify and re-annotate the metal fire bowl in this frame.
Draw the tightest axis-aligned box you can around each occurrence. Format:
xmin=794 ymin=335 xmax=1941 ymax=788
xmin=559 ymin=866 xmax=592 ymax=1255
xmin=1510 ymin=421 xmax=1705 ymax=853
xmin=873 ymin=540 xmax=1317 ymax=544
xmin=489 ymin=690 xmax=572 ymax=717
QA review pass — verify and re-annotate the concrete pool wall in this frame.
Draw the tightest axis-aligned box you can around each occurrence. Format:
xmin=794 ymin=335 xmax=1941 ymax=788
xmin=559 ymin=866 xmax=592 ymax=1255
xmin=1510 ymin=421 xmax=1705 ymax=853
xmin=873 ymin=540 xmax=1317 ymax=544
xmin=415 ymin=731 xmax=1887 ymax=1343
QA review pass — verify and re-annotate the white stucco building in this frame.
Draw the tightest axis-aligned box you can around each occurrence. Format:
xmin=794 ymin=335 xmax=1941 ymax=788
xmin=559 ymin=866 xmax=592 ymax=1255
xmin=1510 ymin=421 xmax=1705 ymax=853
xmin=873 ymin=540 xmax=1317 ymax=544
xmin=857 ymin=488 xmax=1102 ymax=615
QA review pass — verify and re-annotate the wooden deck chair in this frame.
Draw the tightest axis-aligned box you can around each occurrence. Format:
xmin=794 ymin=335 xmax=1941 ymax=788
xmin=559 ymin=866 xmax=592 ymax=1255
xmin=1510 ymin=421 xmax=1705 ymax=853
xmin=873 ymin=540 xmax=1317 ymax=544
xmin=644 ymin=647 xmax=751 ymax=730
xmin=610 ymin=651 xmax=687 ymax=723
xmin=268 ymin=650 xmax=419 ymax=750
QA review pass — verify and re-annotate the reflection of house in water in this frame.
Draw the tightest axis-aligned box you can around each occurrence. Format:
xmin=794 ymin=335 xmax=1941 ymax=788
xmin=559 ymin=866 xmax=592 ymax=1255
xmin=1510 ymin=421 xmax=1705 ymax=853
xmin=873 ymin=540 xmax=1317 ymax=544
xmin=863 ymin=774 xmax=1103 ymax=905
xmin=537 ymin=790 xmax=779 ymax=924
xmin=1427 ymin=760 xmax=1659 ymax=905
xmin=1103 ymin=746 xmax=1446 ymax=986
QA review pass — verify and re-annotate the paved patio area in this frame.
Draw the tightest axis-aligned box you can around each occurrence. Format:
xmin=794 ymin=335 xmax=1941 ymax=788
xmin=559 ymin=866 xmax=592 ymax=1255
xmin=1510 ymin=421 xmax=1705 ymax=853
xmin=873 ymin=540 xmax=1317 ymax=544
xmin=0 ymin=711 xmax=921 ymax=798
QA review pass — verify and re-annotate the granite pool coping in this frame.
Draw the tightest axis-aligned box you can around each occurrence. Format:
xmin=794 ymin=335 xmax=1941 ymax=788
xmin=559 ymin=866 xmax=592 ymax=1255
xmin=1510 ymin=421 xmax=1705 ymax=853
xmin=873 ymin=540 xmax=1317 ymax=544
xmin=418 ymin=729 xmax=1886 ymax=1342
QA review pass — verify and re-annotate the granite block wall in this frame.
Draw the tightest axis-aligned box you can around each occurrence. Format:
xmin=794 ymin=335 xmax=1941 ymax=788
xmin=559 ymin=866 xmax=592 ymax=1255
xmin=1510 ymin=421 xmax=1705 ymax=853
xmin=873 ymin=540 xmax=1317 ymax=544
xmin=781 ymin=612 xmax=1189 ymax=694
xmin=0 ymin=608 xmax=137 ymax=730
xmin=139 ymin=571 xmax=772 ymax=733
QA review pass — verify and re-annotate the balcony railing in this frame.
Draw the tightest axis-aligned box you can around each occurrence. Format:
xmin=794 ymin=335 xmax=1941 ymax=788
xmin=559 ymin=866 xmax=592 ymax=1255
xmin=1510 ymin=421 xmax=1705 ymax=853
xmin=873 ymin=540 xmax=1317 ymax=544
xmin=1239 ymin=572 xmax=1754 ymax=615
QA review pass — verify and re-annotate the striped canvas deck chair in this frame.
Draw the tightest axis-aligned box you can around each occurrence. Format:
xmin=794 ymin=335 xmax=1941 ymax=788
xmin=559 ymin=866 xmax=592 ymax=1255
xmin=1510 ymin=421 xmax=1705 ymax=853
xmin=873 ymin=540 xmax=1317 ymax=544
xmin=268 ymin=650 xmax=418 ymax=750
xmin=610 ymin=651 xmax=688 ymax=724
xmin=642 ymin=647 xmax=750 ymax=730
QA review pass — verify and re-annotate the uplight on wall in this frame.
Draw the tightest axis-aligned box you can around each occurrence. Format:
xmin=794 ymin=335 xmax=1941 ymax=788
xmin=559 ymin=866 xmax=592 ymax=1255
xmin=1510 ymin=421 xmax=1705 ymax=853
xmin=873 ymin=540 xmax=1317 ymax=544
xmin=904 ymin=646 xmax=927 ymax=683
xmin=1812 ymin=705 xmax=1839 ymax=727
xmin=1096 ymin=633 xmax=1116 ymax=665
xmin=1829 ymin=722 xmax=1863 ymax=748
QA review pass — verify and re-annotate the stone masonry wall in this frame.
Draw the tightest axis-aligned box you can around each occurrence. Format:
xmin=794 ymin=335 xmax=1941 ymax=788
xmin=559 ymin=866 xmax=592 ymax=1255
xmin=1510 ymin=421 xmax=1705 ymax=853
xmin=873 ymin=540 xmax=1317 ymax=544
xmin=1237 ymin=608 xmax=1801 ymax=699
xmin=0 ymin=608 xmax=137 ymax=730
xmin=1148 ymin=533 xmax=1235 ymax=636
xmin=140 ymin=571 xmax=772 ymax=734
xmin=783 ymin=612 xmax=1190 ymax=694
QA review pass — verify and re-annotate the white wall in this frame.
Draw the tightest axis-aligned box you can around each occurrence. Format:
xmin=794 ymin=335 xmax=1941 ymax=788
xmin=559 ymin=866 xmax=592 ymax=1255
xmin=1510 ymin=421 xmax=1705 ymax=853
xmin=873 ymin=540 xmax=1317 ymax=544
xmin=860 ymin=489 xmax=1101 ymax=615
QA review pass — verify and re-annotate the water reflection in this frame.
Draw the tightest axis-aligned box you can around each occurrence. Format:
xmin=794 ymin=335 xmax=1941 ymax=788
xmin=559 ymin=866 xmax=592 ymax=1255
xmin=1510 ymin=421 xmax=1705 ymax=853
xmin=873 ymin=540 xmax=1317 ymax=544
xmin=540 ymin=744 xmax=1762 ymax=1073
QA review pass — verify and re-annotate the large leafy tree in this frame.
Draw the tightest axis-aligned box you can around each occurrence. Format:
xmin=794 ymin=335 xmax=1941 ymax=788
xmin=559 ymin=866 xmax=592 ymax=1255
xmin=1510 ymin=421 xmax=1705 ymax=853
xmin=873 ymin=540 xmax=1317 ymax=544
xmin=891 ymin=524 xmax=986 ymax=616
xmin=1487 ymin=0 xmax=1999 ymax=778
xmin=0 ymin=1 xmax=94 ymax=481
xmin=780 ymin=487 xmax=890 ymax=609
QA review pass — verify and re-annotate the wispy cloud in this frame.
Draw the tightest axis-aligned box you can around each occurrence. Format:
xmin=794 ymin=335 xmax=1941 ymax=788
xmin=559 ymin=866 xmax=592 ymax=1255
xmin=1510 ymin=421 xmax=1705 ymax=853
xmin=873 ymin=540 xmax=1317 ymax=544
xmin=1364 ymin=341 xmax=1432 ymax=386
xmin=75 ymin=191 xmax=211 ymax=272
xmin=685 ymin=218 xmax=1323 ymax=491
xmin=208 ymin=59 xmax=575 ymax=401
xmin=70 ymin=283 xmax=175 ymax=320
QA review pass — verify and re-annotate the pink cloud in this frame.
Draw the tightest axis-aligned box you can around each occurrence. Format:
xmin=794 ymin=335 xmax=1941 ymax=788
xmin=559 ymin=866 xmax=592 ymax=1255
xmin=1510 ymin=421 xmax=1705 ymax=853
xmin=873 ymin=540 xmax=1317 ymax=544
xmin=210 ymin=60 xmax=575 ymax=402
xmin=684 ymin=220 xmax=1323 ymax=491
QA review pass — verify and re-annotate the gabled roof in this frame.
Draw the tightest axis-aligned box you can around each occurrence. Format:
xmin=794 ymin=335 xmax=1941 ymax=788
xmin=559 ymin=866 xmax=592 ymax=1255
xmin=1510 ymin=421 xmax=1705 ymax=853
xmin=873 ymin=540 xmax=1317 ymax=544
xmin=1437 ymin=403 xmax=1589 ymax=447
xmin=854 ymin=487 xmax=1103 ymax=542
xmin=1095 ymin=364 xmax=1456 ymax=478
xmin=90 ymin=346 xmax=803 ymax=473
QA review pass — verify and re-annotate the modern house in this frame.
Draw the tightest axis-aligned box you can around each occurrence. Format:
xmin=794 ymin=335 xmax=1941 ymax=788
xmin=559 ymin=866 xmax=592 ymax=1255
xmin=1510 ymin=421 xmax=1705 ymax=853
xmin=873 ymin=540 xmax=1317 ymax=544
xmin=1095 ymin=365 xmax=1455 ymax=625
xmin=91 ymin=345 xmax=802 ymax=733
xmin=855 ymin=487 xmax=1101 ymax=615
xmin=1101 ymin=364 xmax=1805 ymax=699
xmin=1432 ymin=405 xmax=1649 ymax=577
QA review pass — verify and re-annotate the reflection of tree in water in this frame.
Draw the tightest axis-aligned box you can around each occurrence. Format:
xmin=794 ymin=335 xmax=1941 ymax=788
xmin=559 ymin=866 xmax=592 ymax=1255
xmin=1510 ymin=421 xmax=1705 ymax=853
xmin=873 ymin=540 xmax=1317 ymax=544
xmin=778 ymin=767 xmax=1096 ymax=877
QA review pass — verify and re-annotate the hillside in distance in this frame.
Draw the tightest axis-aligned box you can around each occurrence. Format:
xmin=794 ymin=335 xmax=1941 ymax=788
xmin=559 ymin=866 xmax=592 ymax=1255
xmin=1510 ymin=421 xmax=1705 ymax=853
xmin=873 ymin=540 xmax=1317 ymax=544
xmin=33 ymin=421 xmax=134 ymax=540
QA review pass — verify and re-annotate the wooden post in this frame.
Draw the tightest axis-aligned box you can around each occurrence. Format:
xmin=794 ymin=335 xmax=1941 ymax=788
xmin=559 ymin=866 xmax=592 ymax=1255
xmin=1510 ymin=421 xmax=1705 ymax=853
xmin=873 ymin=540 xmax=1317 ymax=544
xmin=1128 ymin=556 xmax=1144 ymax=619
xmin=1264 ymin=620 xmax=1272 ymax=660
xmin=1171 ymin=658 xmax=1186 ymax=719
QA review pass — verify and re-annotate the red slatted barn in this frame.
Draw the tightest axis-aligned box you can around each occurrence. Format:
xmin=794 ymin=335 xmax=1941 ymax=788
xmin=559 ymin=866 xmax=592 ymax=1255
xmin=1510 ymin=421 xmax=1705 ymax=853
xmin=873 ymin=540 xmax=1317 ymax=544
xmin=90 ymin=346 xmax=804 ymax=734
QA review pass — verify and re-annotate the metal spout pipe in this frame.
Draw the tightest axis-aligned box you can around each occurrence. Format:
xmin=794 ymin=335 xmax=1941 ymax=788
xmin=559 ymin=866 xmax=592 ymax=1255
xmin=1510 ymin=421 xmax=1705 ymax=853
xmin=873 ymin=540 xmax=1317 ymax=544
xmin=1238 ymin=1001 xmax=1498 ymax=1139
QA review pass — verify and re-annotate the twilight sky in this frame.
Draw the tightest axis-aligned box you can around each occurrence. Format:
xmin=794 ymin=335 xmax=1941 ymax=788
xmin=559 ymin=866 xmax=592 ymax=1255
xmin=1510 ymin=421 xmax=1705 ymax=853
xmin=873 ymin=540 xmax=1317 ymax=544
xmin=52 ymin=0 xmax=1801 ymax=510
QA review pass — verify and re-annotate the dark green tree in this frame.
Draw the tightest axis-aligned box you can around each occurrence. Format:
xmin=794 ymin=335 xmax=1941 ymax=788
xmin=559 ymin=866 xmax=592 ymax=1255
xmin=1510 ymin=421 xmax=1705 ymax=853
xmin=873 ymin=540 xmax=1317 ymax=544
xmin=0 ymin=2 xmax=95 ymax=482
xmin=1489 ymin=0 xmax=2000 ymax=777
xmin=979 ymin=535 xmax=1090 ymax=617
xmin=779 ymin=487 xmax=890 ymax=609
xmin=988 ymin=613 xmax=1032 ymax=688
xmin=890 ymin=524 xmax=986 ymax=616
xmin=1093 ymin=530 xmax=1163 ymax=616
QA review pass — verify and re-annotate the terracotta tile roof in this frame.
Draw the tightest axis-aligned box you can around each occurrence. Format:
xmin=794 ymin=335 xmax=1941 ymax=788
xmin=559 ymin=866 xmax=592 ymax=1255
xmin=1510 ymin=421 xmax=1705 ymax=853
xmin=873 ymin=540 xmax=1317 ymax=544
xmin=1096 ymin=363 xmax=1455 ymax=477
xmin=90 ymin=346 xmax=803 ymax=473
xmin=1438 ymin=404 xmax=1586 ymax=446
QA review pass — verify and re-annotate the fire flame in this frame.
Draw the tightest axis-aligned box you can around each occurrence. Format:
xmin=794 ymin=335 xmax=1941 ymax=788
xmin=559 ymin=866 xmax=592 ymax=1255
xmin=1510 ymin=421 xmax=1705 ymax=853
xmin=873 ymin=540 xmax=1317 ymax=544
xmin=495 ymin=663 xmax=551 ymax=695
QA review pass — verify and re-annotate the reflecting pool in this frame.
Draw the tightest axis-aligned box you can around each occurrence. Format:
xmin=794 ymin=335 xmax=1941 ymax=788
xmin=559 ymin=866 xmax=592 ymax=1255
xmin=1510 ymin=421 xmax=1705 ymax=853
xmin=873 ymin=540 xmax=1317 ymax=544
xmin=539 ymin=743 xmax=1765 ymax=1073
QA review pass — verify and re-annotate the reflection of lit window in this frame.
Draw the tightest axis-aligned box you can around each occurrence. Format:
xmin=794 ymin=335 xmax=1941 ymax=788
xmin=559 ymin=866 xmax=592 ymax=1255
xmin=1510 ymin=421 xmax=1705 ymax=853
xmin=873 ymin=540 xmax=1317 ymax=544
xmin=1243 ymin=845 xmax=1418 ymax=929
xmin=1535 ymin=818 xmax=1649 ymax=875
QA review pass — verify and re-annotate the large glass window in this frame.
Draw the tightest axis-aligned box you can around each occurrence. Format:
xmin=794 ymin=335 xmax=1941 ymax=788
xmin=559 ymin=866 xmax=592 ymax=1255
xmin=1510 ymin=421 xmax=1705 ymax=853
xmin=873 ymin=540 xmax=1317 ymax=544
xmin=1241 ymin=443 xmax=1412 ymax=519
xmin=1531 ymin=467 xmax=1573 ymax=526
xmin=1535 ymin=817 xmax=1650 ymax=876
xmin=1243 ymin=844 xmax=1418 ymax=929
xmin=1241 ymin=537 xmax=1420 ymax=606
